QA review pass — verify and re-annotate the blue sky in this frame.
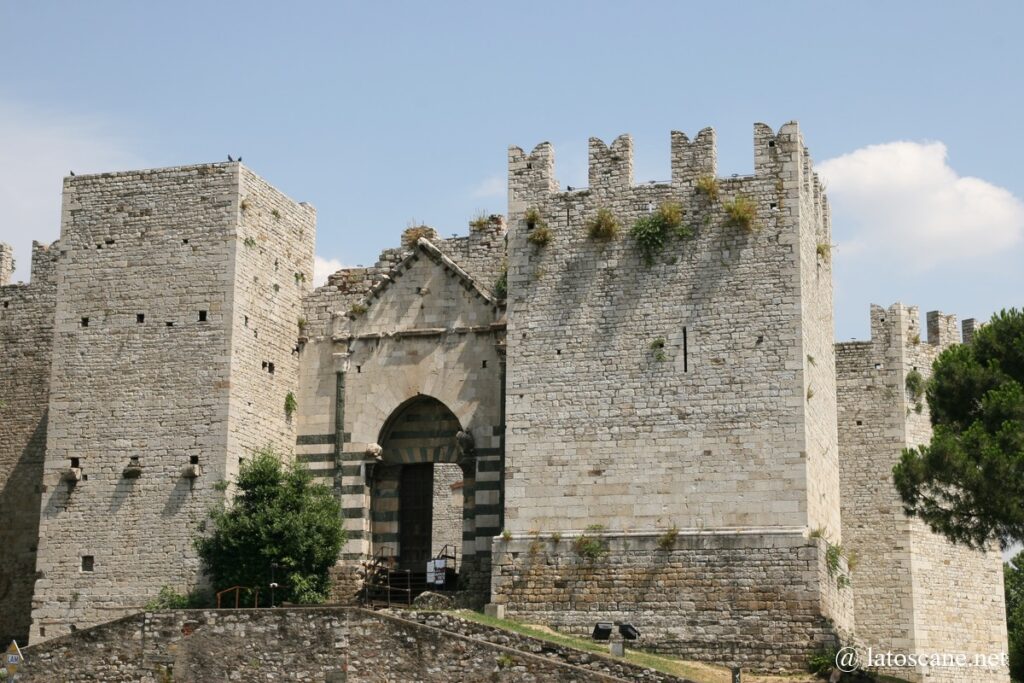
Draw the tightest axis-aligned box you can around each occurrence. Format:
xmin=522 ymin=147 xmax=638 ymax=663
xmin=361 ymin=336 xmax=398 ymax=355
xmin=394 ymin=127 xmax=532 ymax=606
xmin=1 ymin=1 xmax=1022 ymax=341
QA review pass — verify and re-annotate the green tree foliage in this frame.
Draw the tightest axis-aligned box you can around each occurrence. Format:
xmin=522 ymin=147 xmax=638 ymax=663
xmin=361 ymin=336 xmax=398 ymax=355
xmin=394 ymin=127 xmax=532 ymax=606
xmin=893 ymin=309 xmax=1024 ymax=549
xmin=195 ymin=448 xmax=345 ymax=605
xmin=1007 ymin=551 xmax=1024 ymax=682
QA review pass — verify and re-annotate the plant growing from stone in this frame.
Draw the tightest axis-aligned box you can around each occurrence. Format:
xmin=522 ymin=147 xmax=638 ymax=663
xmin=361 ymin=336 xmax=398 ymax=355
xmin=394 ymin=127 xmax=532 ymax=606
xmin=243 ymin=237 xmax=257 ymax=248
xmin=657 ymin=524 xmax=679 ymax=550
xmin=526 ymin=223 xmax=552 ymax=247
xmin=630 ymin=202 xmax=690 ymax=265
xmin=694 ymin=174 xmax=719 ymax=201
xmin=524 ymin=207 xmax=543 ymax=229
xmin=723 ymin=195 xmax=758 ymax=233
xmin=501 ymin=529 xmax=512 ymax=542
xmin=469 ymin=211 xmax=490 ymax=230
xmin=572 ymin=525 xmax=608 ymax=561
xmin=586 ymin=208 xmax=620 ymax=241
xmin=195 ymin=447 xmax=345 ymax=606
xmin=284 ymin=391 xmax=297 ymax=418
xmin=348 ymin=303 xmax=367 ymax=317
xmin=493 ymin=268 xmax=508 ymax=299
xmin=297 ymin=317 xmax=307 ymax=334
xmin=649 ymin=337 xmax=667 ymax=362
xmin=816 ymin=242 xmax=833 ymax=262
xmin=271 ymin=208 xmax=282 ymax=220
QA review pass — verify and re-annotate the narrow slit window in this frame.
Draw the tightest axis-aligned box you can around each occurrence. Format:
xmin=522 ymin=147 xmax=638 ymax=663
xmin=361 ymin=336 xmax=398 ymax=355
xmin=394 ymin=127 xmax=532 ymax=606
xmin=81 ymin=317 xmax=89 ymax=327
xmin=81 ymin=556 xmax=94 ymax=572
xmin=198 ymin=310 xmax=207 ymax=322
xmin=683 ymin=327 xmax=689 ymax=373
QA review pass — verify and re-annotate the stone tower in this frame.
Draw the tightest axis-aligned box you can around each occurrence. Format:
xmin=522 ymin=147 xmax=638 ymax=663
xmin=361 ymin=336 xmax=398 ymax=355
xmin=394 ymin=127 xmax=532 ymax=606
xmin=490 ymin=123 xmax=849 ymax=669
xmin=29 ymin=163 xmax=315 ymax=641
xmin=837 ymin=304 xmax=1009 ymax=682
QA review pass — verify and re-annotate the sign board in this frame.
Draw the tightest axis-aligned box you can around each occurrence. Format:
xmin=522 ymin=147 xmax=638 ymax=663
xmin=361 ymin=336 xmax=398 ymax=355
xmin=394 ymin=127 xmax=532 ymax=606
xmin=5 ymin=640 xmax=23 ymax=677
xmin=425 ymin=561 xmax=435 ymax=585
xmin=431 ymin=559 xmax=446 ymax=586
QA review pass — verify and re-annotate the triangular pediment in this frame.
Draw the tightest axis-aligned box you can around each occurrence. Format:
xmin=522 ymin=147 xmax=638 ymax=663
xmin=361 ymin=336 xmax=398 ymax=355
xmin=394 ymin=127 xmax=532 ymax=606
xmin=349 ymin=238 xmax=501 ymax=334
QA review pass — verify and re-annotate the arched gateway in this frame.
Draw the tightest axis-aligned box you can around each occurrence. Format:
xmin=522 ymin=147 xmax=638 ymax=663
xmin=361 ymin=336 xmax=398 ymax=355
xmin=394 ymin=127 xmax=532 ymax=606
xmin=370 ymin=396 xmax=476 ymax=582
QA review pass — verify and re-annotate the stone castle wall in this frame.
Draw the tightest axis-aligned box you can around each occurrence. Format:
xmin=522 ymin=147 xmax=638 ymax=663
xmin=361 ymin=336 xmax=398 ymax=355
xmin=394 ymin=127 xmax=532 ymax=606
xmin=492 ymin=530 xmax=852 ymax=670
xmin=0 ymin=241 xmax=59 ymax=645
xmin=837 ymin=304 xmax=1009 ymax=682
xmin=29 ymin=162 xmax=313 ymax=642
xmin=18 ymin=607 xmax=685 ymax=682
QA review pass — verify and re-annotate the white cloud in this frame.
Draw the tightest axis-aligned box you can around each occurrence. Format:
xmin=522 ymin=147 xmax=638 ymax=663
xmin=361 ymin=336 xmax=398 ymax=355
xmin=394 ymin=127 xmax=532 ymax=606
xmin=818 ymin=141 xmax=1024 ymax=270
xmin=313 ymin=255 xmax=347 ymax=286
xmin=471 ymin=176 xmax=504 ymax=198
xmin=0 ymin=101 xmax=145 ymax=283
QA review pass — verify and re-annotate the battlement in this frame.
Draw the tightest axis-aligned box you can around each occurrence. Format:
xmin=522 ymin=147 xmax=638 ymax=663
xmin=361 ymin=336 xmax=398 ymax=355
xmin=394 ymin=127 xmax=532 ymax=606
xmin=854 ymin=303 xmax=962 ymax=352
xmin=0 ymin=242 xmax=12 ymax=286
xmin=508 ymin=121 xmax=823 ymax=206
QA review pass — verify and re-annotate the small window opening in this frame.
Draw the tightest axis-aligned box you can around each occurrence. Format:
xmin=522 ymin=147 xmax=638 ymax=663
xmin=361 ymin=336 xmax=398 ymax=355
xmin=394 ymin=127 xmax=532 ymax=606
xmin=39 ymin=627 xmax=45 ymax=637
xmin=190 ymin=455 xmax=199 ymax=465
xmin=268 ymin=362 xmax=275 ymax=374
xmin=136 ymin=313 xmax=145 ymax=323
xmin=556 ymin=349 xmax=561 ymax=355
xmin=105 ymin=238 xmax=115 ymax=245
xmin=244 ymin=315 xmax=249 ymax=327
xmin=81 ymin=556 xmax=94 ymax=572
xmin=770 ymin=203 xmax=778 ymax=210
xmin=70 ymin=457 xmax=80 ymax=468
xmin=166 ymin=321 xmax=174 ymax=327
xmin=415 ymin=286 xmax=422 ymax=294
xmin=856 ymin=420 xmax=863 ymax=426
xmin=96 ymin=244 xmax=103 ymax=250
xmin=3 ymin=301 xmax=8 ymax=308
xmin=198 ymin=310 xmax=207 ymax=322
xmin=82 ymin=474 xmax=88 ymax=481
xmin=182 ymin=238 xmax=190 ymax=245
xmin=482 ymin=360 xmax=487 ymax=368
xmin=874 ymin=363 xmax=882 ymax=370
xmin=81 ymin=317 xmax=89 ymax=327
xmin=768 ymin=140 xmax=776 ymax=148
xmin=262 ymin=361 xmax=268 ymax=370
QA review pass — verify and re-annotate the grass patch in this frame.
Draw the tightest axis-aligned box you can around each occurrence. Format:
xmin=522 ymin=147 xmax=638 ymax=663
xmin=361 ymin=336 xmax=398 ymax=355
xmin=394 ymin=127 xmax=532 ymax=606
xmin=448 ymin=610 xmax=757 ymax=683
xmin=527 ymin=224 xmax=552 ymax=247
xmin=695 ymin=174 xmax=719 ymax=201
xmin=586 ymin=208 xmax=620 ymax=241
xmin=723 ymin=195 xmax=758 ymax=233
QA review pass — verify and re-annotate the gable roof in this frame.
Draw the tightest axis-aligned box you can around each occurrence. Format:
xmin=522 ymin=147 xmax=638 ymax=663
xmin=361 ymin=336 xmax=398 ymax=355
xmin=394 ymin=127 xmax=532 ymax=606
xmin=354 ymin=237 xmax=500 ymax=314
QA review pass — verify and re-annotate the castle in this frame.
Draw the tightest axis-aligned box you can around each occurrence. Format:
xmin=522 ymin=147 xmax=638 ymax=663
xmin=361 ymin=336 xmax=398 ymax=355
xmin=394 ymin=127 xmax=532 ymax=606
xmin=0 ymin=122 xmax=1009 ymax=681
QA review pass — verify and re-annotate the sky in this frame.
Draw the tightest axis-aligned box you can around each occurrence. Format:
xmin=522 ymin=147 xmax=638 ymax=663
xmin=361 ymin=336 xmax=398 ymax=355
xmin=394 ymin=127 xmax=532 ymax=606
xmin=1 ymin=1 xmax=1022 ymax=344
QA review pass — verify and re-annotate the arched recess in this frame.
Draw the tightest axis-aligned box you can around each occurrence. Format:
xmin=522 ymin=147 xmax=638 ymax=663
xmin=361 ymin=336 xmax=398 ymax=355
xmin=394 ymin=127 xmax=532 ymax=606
xmin=370 ymin=395 xmax=476 ymax=575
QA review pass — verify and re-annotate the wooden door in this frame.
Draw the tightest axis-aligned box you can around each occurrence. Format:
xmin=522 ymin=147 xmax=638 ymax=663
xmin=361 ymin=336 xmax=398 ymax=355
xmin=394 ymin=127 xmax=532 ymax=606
xmin=398 ymin=463 xmax=433 ymax=570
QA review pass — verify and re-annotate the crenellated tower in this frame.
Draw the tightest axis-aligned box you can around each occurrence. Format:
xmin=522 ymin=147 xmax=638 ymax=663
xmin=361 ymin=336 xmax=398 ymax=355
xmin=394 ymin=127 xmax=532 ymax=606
xmin=495 ymin=123 xmax=846 ymax=670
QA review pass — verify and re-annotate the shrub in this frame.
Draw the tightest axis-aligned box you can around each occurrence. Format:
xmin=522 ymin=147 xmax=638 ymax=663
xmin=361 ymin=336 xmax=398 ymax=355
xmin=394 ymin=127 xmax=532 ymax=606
xmin=695 ymin=174 xmax=719 ymax=201
xmin=195 ymin=447 xmax=345 ymax=606
xmin=271 ymin=209 xmax=282 ymax=220
xmin=243 ymin=237 xmax=257 ymax=249
xmin=493 ymin=268 xmax=508 ymax=299
xmin=905 ymin=369 xmax=925 ymax=401
xmin=348 ymin=303 xmax=367 ymax=317
xmin=284 ymin=391 xmax=297 ymax=417
xmin=297 ymin=317 xmax=307 ymax=334
xmin=501 ymin=529 xmax=512 ymax=542
xmin=630 ymin=202 xmax=688 ymax=265
xmin=807 ymin=647 xmax=838 ymax=677
xmin=144 ymin=585 xmax=209 ymax=610
xmin=572 ymin=525 xmax=608 ymax=561
xmin=586 ymin=208 xmax=620 ymax=241
xmin=524 ymin=207 xmax=543 ymax=228
xmin=527 ymin=224 xmax=552 ymax=247
xmin=723 ymin=195 xmax=758 ymax=233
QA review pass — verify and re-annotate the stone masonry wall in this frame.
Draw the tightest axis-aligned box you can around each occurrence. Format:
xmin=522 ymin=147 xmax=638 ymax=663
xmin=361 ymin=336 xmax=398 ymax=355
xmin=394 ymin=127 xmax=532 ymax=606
xmin=491 ymin=530 xmax=851 ymax=671
xmin=0 ymin=241 xmax=58 ymax=645
xmin=837 ymin=304 xmax=1009 ymax=682
xmin=502 ymin=123 xmax=835 ymax=536
xmin=224 ymin=167 xmax=315 ymax=482
xmin=17 ymin=607 xmax=684 ymax=682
